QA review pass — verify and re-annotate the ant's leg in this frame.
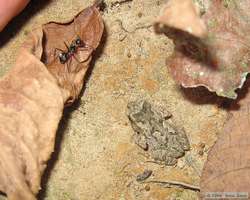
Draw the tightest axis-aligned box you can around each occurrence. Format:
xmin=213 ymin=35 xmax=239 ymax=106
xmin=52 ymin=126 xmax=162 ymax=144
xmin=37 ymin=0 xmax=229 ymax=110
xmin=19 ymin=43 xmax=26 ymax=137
xmin=78 ymin=45 xmax=94 ymax=52
xmin=74 ymin=45 xmax=94 ymax=63
xmin=75 ymin=50 xmax=92 ymax=63
xmin=73 ymin=54 xmax=81 ymax=64
xmin=49 ymin=48 xmax=65 ymax=64
xmin=66 ymin=56 xmax=73 ymax=73
xmin=55 ymin=48 xmax=64 ymax=52
xmin=54 ymin=48 xmax=65 ymax=58
xmin=64 ymin=62 xmax=69 ymax=74
xmin=73 ymin=18 xmax=81 ymax=39
xmin=64 ymin=41 xmax=70 ymax=51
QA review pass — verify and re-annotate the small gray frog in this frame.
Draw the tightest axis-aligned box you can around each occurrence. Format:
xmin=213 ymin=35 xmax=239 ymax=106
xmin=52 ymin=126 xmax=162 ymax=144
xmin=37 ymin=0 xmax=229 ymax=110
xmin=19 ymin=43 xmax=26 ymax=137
xmin=127 ymin=100 xmax=190 ymax=166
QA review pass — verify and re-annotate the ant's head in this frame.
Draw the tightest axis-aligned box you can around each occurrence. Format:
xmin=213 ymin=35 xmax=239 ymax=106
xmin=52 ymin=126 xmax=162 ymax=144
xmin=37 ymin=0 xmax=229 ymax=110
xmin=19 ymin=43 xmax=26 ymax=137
xmin=75 ymin=37 xmax=82 ymax=45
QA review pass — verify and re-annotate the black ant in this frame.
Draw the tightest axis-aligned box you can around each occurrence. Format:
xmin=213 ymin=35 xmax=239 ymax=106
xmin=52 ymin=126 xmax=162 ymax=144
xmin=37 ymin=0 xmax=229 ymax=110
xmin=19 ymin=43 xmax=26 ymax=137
xmin=56 ymin=36 xmax=87 ymax=65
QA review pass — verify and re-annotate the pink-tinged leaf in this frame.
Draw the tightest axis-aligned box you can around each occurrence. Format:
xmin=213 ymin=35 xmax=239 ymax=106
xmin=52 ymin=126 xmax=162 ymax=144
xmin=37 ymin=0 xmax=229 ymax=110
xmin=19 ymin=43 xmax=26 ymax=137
xmin=200 ymin=79 xmax=250 ymax=196
xmin=156 ymin=0 xmax=250 ymax=99
xmin=156 ymin=0 xmax=207 ymax=38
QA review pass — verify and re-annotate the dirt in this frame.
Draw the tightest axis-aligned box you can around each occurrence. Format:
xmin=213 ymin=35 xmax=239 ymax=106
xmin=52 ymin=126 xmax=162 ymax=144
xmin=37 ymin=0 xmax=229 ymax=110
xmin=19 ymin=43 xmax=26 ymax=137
xmin=0 ymin=0 xmax=228 ymax=200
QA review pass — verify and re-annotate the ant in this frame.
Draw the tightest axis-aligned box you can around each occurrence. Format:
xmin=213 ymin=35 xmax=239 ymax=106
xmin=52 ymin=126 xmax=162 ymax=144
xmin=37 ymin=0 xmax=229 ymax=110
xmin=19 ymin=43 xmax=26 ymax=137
xmin=55 ymin=36 xmax=87 ymax=65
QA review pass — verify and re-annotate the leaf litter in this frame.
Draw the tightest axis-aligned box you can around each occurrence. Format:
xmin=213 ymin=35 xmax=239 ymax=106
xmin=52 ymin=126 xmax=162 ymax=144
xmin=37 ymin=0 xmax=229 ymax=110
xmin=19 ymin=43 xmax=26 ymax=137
xmin=0 ymin=2 xmax=104 ymax=200
xmin=155 ymin=0 xmax=250 ymax=99
xmin=155 ymin=0 xmax=250 ymax=195
xmin=201 ymin=78 xmax=250 ymax=196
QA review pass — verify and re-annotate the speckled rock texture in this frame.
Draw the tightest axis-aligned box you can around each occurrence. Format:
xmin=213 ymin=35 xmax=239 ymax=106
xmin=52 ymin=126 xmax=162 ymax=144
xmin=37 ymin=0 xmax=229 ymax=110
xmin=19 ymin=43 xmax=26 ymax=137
xmin=0 ymin=0 xmax=228 ymax=199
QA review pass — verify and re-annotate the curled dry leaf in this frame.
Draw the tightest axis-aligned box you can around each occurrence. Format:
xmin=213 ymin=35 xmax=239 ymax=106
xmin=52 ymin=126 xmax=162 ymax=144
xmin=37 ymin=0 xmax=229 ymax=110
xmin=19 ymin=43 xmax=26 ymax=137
xmin=155 ymin=0 xmax=207 ymax=38
xmin=0 ymin=4 xmax=103 ymax=200
xmin=200 ymin=80 xmax=250 ymax=196
xmin=42 ymin=5 xmax=104 ymax=104
xmin=155 ymin=0 xmax=250 ymax=99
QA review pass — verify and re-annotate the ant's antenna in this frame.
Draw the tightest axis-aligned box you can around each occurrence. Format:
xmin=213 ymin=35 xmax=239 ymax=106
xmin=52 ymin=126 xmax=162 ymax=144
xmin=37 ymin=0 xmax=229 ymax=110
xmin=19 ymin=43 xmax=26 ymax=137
xmin=64 ymin=42 xmax=70 ymax=51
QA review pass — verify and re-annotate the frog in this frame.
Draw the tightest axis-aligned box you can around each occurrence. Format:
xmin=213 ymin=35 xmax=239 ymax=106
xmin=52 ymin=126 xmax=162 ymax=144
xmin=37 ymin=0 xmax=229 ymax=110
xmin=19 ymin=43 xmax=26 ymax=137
xmin=127 ymin=100 xmax=190 ymax=166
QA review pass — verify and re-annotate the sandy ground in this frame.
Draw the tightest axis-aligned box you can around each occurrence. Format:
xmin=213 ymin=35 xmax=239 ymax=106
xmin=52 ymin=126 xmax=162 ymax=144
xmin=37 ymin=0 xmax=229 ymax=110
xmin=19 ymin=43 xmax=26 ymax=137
xmin=0 ymin=0 xmax=228 ymax=199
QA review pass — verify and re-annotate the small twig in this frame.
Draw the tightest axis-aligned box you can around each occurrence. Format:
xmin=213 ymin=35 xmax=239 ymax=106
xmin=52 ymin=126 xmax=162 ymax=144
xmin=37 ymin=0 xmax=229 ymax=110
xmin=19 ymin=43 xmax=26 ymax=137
xmin=144 ymin=180 xmax=200 ymax=192
xmin=115 ymin=19 xmax=153 ymax=34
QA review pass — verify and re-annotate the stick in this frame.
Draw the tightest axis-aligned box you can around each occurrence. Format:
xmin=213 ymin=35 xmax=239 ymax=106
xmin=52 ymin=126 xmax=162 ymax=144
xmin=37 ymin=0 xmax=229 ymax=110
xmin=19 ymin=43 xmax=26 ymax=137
xmin=144 ymin=180 xmax=200 ymax=192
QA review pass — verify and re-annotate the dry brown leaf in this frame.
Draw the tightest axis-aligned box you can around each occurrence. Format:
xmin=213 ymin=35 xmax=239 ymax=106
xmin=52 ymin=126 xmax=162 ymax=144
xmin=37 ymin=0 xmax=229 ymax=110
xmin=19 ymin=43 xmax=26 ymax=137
xmin=200 ymin=80 xmax=250 ymax=197
xmin=0 ymin=3 xmax=103 ymax=200
xmin=155 ymin=0 xmax=250 ymax=99
xmin=42 ymin=5 xmax=104 ymax=104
